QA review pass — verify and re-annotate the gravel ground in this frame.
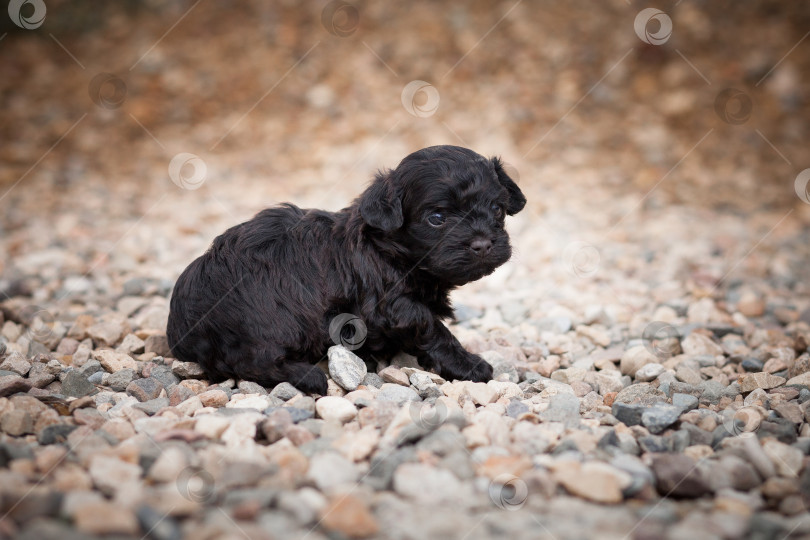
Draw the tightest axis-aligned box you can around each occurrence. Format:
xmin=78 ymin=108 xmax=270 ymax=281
xmin=2 ymin=1 xmax=810 ymax=539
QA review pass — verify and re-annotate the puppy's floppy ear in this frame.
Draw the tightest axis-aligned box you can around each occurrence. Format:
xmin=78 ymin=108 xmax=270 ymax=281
xmin=359 ymin=171 xmax=403 ymax=232
xmin=491 ymin=157 xmax=526 ymax=215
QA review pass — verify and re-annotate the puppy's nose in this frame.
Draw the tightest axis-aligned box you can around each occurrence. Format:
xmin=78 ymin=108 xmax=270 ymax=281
xmin=469 ymin=238 xmax=493 ymax=256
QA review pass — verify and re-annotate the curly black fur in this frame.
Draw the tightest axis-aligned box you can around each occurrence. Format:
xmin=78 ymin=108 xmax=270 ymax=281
xmin=167 ymin=145 xmax=526 ymax=394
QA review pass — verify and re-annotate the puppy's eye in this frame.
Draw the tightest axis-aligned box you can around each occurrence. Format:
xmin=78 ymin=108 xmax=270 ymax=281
xmin=427 ymin=212 xmax=446 ymax=227
xmin=491 ymin=204 xmax=503 ymax=219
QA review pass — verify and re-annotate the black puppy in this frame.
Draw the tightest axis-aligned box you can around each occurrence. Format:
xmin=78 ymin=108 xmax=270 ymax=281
xmin=167 ymin=145 xmax=526 ymax=394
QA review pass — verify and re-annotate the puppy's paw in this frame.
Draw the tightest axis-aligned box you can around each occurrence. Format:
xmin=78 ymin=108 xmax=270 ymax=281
xmin=465 ymin=354 xmax=494 ymax=382
xmin=440 ymin=352 xmax=493 ymax=383
xmin=286 ymin=363 xmax=328 ymax=395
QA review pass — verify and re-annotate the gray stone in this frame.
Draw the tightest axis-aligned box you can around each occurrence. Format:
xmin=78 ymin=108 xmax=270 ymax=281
xmin=638 ymin=435 xmax=669 ymax=453
xmin=274 ymin=406 xmax=313 ymax=423
xmin=377 ymin=383 xmax=421 ymax=404
xmin=37 ymin=424 xmax=78 ymax=445
xmin=698 ymin=380 xmax=726 ymax=404
xmin=614 ymin=383 xmax=666 ymax=406
xmin=126 ymin=378 xmax=164 ymax=402
xmin=611 ymin=454 xmax=655 ymax=496
xmin=641 ymin=403 xmax=682 ymax=434
xmin=741 ymin=357 xmax=764 ymax=372
xmin=135 ymin=505 xmax=182 ymax=540
xmin=79 ymin=360 xmax=103 ymax=377
xmin=61 ymin=370 xmax=97 ymax=398
xmin=362 ymin=372 xmax=383 ymax=388
xmin=541 ymin=393 xmax=580 ymax=424
xmin=270 ymin=382 xmax=302 ymax=401
xmin=480 ymin=350 xmax=519 ymax=383
xmin=365 ymin=447 xmax=418 ymax=490
xmin=105 ymin=369 xmax=135 ymax=392
xmin=612 ymin=402 xmax=644 ymax=426
xmin=634 ymin=362 xmax=665 ymax=382
xmin=238 ymin=380 xmax=268 ymax=395
xmin=408 ymin=371 xmax=435 ymax=392
xmin=132 ymin=397 xmax=170 ymax=416
xmin=681 ymin=423 xmax=713 ymax=446
xmin=148 ymin=365 xmax=180 ymax=390
xmin=506 ymin=400 xmax=529 ymax=418
xmin=672 ymin=393 xmax=698 ymax=411
xmin=667 ymin=381 xmax=699 ymax=397
xmin=328 ymin=345 xmax=367 ymax=391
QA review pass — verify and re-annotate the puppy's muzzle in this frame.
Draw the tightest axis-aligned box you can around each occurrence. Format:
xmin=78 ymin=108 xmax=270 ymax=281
xmin=469 ymin=237 xmax=493 ymax=256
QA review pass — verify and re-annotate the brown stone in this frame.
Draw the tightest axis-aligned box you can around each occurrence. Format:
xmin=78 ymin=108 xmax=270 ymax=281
xmin=1 ymin=409 xmax=33 ymax=435
xmin=198 ymin=389 xmax=229 ymax=408
xmin=738 ymin=372 xmax=786 ymax=393
xmin=74 ymin=501 xmax=138 ymax=535
xmin=144 ymin=334 xmax=172 ymax=357
xmin=379 ymin=366 xmax=409 ymax=386
xmin=320 ymin=494 xmax=379 ymax=538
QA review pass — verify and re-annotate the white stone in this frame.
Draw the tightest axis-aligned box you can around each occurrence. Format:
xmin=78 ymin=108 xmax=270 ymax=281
xmin=327 ymin=345 xmax=367 ymax=391
xmin=315 ymin=396 xmax=357 ymax=423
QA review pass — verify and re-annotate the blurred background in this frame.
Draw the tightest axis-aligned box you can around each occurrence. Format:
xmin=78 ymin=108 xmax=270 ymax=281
xmin=1 ymin=0 xmax=809 ymax=323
